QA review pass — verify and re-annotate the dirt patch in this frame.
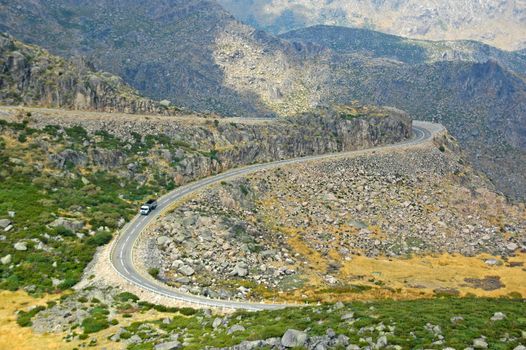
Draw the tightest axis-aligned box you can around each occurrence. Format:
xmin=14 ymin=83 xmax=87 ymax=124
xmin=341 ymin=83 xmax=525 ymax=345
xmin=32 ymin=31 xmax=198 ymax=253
xmin=464 ymin=276 xmax=505 ymax=291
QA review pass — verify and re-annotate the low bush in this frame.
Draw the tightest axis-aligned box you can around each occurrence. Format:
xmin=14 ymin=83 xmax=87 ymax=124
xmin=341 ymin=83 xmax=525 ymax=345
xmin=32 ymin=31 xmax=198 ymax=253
xmin=16 ymin=305 xmax=46 ymax=327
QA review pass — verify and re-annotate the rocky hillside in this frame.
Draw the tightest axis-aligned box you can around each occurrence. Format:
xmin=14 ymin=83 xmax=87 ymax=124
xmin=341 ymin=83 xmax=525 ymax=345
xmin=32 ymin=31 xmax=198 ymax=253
xmin=0 ymin=33 xmax=170 ymax=114
xmin=0 ymin=105 xmax=410 ymax=294
xmin=217 ymin=0 xmax=526 ymax=51
xmin=140 ymin=132 xmax=525 ymax=303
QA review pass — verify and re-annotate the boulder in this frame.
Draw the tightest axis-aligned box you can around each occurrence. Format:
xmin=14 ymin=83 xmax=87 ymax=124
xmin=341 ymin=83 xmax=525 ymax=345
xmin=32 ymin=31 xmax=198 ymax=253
xmin=506 ymin=242 xmax=518 ymax=251
xmin=227 ymin=324 xmax=245 ymax=335
xmin=232 ymin=262 xmax=249 ymax=277
xmin=154 ymin=341 xmax=181 ymax=350
xmin=341 ymin=312 xmax=354 ymax=321
xmin=212 ymin=317 xmax=223 ymax=329
xmin=281 ymin=329 xmax=307 ymax=348
xmin=14 ymin=241 xmax=27 ymax=251
xmin=0 ymin=219 xmax=11 ymax=229
xmin=376 ymin=335 xmax=388 ymax=348
xmin=157 ymin=236 xmax=172 ymax=246
xmin=50 ymin=217 xmax=84 ymax=232
xmin=473 ymin=338 xmax=488 ymax=349
xmin=490 ymin=312 xmax=506 ymax=321
xmin=159 ymin=100 xmax=171 ymax=107
xmin=179 ymin=265 xmax=195 ymax=276
xmin=1 ymin=254 xmax=12 ymax=265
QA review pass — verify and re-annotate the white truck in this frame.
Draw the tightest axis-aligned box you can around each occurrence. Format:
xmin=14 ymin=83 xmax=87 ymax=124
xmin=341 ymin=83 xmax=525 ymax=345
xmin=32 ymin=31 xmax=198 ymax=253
xmin=140 ymin=199 xmax=158 ymax=215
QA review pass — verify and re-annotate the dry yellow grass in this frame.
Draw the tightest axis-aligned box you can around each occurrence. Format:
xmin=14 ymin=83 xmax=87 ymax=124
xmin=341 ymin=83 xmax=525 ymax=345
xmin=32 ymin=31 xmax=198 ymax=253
xmin=270 ymin=253 xmax=526 ymax=303
xmin=0 ymin=291 xmax=65 ymax=350
xmin=0 ymin=290 xmax=195 ymax=350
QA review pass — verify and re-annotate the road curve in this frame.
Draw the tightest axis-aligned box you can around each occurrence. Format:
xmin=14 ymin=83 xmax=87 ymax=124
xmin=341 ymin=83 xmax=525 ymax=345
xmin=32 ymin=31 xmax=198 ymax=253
xmin=110 ymin=121 xmax=444 ymax=310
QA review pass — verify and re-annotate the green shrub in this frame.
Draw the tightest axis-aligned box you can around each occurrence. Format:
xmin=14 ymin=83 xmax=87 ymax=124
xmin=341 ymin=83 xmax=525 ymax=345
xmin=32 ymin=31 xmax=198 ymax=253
xmin=179 ymin=307 xmax=197 ymax=316
xmin=82 ymin=315 xmax=109 ymax=334
xmin=16 ymin=305 xmax=46 ymax=327
xmin=86 ymin=232 xmax=113 ymax=246
xmin=148 ymin=268 xmax=159 ymax=278
xmin=55 ymin=226 xmax=75 ymax=237
xmin=18 ymin=133 xmax=27 ymax=143
xmin=116 ymin=292 xmax=140 ymax=303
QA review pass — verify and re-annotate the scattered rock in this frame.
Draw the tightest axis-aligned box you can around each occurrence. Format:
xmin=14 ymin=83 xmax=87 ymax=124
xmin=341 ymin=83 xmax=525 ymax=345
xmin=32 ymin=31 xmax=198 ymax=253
xmin=227 ymin=324 xmax=245 ymax=335
xmin=154 ymin=341 xmax=181 ymax=350
xmin=0 ymin=219 xmax=11 ymax=229
xmin=1 ymin=254 xmax=12 ymax=265
xmin=179 ymin=265 xmax=195 ymax=276
xmin=506 ymin=242 xmax=519 ymax=251
xmin=473 ymin=338 xmax=488 ymax=349
xmin=49 ymin=217 xmax=84 ymax=232
xmin=14 ymin=241 xmax=27 ymax=251
xmin=490 ymin=312 xmax=506 ymax=321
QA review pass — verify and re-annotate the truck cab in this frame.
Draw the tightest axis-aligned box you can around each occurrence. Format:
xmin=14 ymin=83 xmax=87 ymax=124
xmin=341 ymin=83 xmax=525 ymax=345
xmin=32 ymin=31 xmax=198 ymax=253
xmin=140 ymin=199 xmax=158 ymax=215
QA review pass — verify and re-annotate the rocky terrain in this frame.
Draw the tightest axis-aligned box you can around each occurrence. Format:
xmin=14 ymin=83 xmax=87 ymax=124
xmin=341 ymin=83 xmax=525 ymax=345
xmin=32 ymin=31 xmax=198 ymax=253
xmin=140 ymin=132 xmax=525 ymax=302
xmin=217 ymin=0 xmax=526 ymax=51
xmin=0 ymin=33 xmax=171 ymax=114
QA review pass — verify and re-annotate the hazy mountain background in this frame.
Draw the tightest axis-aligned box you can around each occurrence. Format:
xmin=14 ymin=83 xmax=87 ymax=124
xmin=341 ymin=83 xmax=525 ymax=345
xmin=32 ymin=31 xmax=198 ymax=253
xmin=0 ymin=0 xmax=525 ymax=201
xmin=217 ymin=0 xmax=526 ymax=51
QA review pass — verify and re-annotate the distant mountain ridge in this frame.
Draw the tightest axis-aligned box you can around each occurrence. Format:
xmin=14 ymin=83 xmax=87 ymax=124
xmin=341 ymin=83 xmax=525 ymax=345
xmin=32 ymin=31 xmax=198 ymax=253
xmin=280 ymin=25 xmax=526 ymax=76
xmin=217 ymin=0 xmax=526 ymax=51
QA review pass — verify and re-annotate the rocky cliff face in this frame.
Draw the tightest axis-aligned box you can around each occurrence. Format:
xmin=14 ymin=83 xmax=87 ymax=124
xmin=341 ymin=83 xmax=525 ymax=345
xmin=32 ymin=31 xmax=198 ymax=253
xmin=0 ymin=33 xmax=170 ymax=114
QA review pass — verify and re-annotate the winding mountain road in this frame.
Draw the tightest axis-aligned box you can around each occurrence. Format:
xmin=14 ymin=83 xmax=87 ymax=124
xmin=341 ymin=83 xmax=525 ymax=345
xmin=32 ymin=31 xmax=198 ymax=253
xmin=110 ymin=120 xmax=444 ymax=310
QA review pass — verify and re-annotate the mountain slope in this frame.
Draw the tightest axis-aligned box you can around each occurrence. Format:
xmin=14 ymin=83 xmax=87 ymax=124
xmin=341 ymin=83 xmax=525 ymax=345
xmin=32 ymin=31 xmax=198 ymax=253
xmin=0 ymin=0 xmax=287 ymax=116
xmin=1 ymin=0 xmax=526 ymax=201
xmin=217 ymin=0 xmax=526 ymax=51
xmin=0 ymin=33 xmax=169 ymax=114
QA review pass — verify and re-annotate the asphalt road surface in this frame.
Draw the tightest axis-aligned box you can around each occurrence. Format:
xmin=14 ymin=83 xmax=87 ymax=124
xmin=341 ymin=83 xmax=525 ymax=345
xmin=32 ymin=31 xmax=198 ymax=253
xmin=110 ymin=120 xmax=443 ymax=310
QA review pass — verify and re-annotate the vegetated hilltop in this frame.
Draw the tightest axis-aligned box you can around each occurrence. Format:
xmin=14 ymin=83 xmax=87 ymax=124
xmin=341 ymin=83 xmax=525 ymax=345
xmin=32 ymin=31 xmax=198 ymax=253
xmin=0 ymin=33 xmax=171 ymax=114
xmin=217 ymin=0 xmax=526 ymax=51
xmin=1 ymin=0 xmax=525 ymax=201
xmin=0 ymin=105 xmax=409 ymax=294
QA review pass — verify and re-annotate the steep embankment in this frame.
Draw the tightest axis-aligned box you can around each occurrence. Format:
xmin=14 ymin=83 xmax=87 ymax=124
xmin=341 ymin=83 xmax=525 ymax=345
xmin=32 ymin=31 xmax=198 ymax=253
xmin=0 ymin=33 xmax=170 ymax=114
